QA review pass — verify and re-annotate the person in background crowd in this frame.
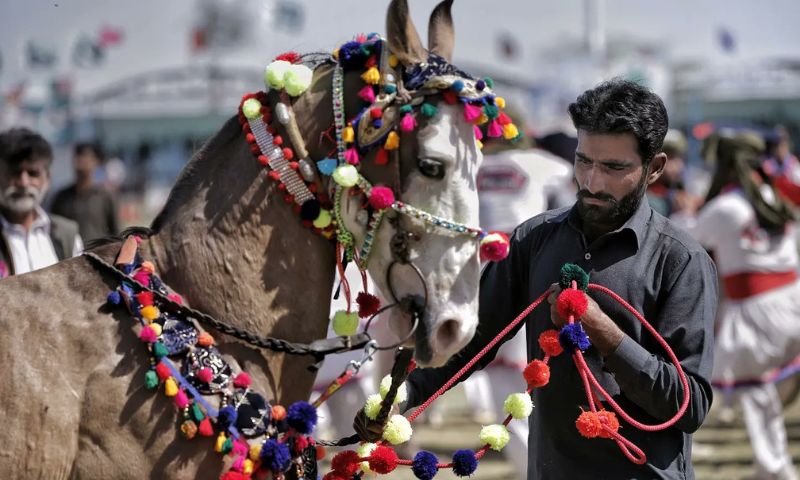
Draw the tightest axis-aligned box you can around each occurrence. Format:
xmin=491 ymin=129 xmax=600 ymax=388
xmin=647 ymin=129 xmax=702 ymax=218
xmin=763 ymin=126 xmax=800 ymax=207
xmin=0 ymin=127 xmax=82 ymax=279
xmin=51 ymin=142 xmax=119 ymax=242
xmin=681 ymin=131 xmax=800 ymax=480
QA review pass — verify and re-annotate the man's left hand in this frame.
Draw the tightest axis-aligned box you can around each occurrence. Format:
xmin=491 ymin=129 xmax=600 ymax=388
xmin=547 ymin=283 xmax=626 ymax=356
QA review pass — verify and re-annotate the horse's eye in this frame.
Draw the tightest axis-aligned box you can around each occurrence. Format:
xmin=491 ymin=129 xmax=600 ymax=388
xmin=418 ymin=158 xmax=445 ymax=179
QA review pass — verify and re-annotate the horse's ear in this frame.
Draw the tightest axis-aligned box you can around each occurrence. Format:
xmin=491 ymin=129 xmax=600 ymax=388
xmin=386 ymin=0 xmax=427 ymax=67
xmin=427 ymin=0 xmax=455 ymax=62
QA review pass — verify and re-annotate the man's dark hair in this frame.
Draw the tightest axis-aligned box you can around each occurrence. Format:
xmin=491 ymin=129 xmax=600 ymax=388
xmin=0 ymin=127 xmax=53 ymax=167
xmin=568 ymin=78 xmax=668 ymax=164
xmin=74 ymin=142 xmax=104 ymax=162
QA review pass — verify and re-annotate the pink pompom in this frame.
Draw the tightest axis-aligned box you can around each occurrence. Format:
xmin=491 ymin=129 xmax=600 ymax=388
xmin=167 ymin=293 xmax=183 ymax=305
xmin=231 ymin=456 xmax=245 ymax=473
xmin=132 ymin=270 xmax=150 ymax=286
xmin=139 ymin=325 xmax=157 ymax=343
xmin=197 ymin=367 xmax=213 ymax=383
xmin=400 ymin=113 xmax=416 ymax=132
xmin=487 ymin=119 xmax=503 ymax=138
xmin=358 ymin=85 xmax=376 ymax=103
xmin=463 ymin=103 xmax=482 ymax=123
xmin=234 ymin=371 xmax=252 ymax=388
xmin=473 ymin=125 xmax=483 ymax=141
xmin=480 ymin=232 xmax=510 ymax=262
xmin=232 ymin=440 xmax=248 ymax=456
xmin=175 ymin=389 xmax=190 ymax=408
xmin=368 ymin=186 xmax=395 ymax=210
xmin=345 ymin=147 xmax=360 ymax=165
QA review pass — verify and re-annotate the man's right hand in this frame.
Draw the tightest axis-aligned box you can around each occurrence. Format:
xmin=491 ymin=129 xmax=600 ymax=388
xmin=353 ymin=406 xmax=387 ymax=443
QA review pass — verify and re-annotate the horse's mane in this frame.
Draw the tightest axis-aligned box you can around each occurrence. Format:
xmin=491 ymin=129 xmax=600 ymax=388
xmin=85 ymin=226 xmax=156 ymax=250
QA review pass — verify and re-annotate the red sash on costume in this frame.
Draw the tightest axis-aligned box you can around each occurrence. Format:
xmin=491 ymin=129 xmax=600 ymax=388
xmin=722 ymin=270 xmax=798 ymax=300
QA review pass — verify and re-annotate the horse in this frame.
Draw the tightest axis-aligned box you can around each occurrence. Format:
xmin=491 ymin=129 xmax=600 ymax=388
xmin=0 ymin=0 xmax=517 ymax=477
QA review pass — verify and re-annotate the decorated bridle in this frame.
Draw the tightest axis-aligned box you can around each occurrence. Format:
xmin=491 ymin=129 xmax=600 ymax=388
xmin=238 ymin=33 xmax=518 ymax=335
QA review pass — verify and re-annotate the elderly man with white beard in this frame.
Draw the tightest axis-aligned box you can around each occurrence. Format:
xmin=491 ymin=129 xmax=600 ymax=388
xmin=0 ymin=128 xmax=82 ymax=279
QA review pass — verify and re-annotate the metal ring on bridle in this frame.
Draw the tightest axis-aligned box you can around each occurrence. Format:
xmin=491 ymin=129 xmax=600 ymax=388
xmin=386 ymin=260 xmax=429 ymax=312
xmin=361 ymin=302 xmax=421 ymax=352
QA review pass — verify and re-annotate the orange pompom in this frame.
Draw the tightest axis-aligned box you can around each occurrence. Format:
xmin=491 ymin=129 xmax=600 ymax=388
xmin=141 ymin=261 xmax=156 ymax=273
xmin=556 ymin=288 xmax=589 ymax=320
xmin=272 ymin=405 xmax=287 ymax=421
xmin=538 ymin=329 xmax=564 ymax=357
xmin=523 ymin=359 xmax=550 ymax=388
xmin=197 ymin=332 xmax=215 ymax=347
xmin=597 ymin=410 xmax=620 ymax=438
xmin=575 ymin=411 xmax=602 ymax=438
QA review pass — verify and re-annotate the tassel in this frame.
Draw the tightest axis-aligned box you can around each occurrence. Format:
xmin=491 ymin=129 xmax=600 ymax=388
xmin=215 ymin=433 xmax=226 ymax=453
xmin=473 ymin=125 xmax=483 ymax=141
xmin=375 ymin=147 xmax=389 ymax=165
xmin=153 ymin=342 xmax=169 ymax=360
xmin=384 ymin=131 xmax=400 ymax=150
xmin=476 ymin=113 xmax=489 ymax=125
xmin=487 ymin=120 xmax=503 ymax=138
xmin=358 ymin=85 xmax=375 ymax=103
xmin=497 ymin=112 xmax=512 ymax=126
xmin=344 ymin=147 xmax=360 ymax=165
xmin=232 ymin=456 xmax=245 ymax=472
xmin=175 ymin=389 xmax=190 ymax=408
xmin=164 ymin=377 xmax=179 ymax=397
xmin=198 ymin=417 xmax=214 ymax=437
xmin=144 ymin=370 xmax=159 ymax=389
xmin=463 ymin=103 xmax=482 ymax=123
xmin=243 ymin=459 xmax=255 ymax=475
xmin=503 ymin=123 xmax=520 ymax=140
xmin=342 ymin=125 xmax=355 ymax=144
xmin=361 ymin=66 xmax=380 ymax=85
xmin=420 ymin=103 xmax=438 ymax=117
xmin=477 ymin=139 xmax=484 ymax=150
xmin=180 ymin=420 xmax=198 ymax=439
xmin=400 ymin=113 xmax=416 ymax=132
xmin=155 ymin=362 xmax=171 ymax=381
xmin=191 ymin=402 xmax=205 ymax=422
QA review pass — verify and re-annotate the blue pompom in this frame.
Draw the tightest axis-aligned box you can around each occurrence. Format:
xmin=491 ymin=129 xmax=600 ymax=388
xmin=317 ymin=158 xmax=338 ymax=176
xmin=451 ymin=80 xmax=465 ymax=92
xmin=217 ymin=406 xmax=238 ymax=429
xmin=373 ymin=118 xmax=383 ymax=129
xmin=559 ymin=323 xmax=591 ymax=353
xmin=286 ymin=401 xmax=318 ymax=434
xmin=412 ymin=450 xmax=439 ymax=480
xmin=107 ymin=290 xmax=122 ymax=305
xmin=339 ymin=41 xmax=368 ymax=69
xmin=384 ymin=84 xmax=397 ymax=94
xmin=260 ymin=438 xmax=292 ymax=472
xmin=452 ymin=449 xmax=478 ymax=477
xmin=475 ymin=79 xmax=486 ymax=91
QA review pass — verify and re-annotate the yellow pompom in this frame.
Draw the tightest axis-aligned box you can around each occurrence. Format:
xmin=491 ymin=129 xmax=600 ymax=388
xmin=140 ymin=305 xmax=160 ymax=321
xmin=284 ymin=64 xmax=314 ymax=97
xmin=164 ymin=377 xmax=178 ymax=397
xmin=503 ymin=392 xmax=533 ymax=419
xmin=243 ymin=459 xmax=254 ymax=475
xmin=313 ymin=210 xmax=332 ymax=229
xmin=332 ymin=310 xmax=359 ymax=336
xmin=249 ymin=443 xmax=262 ymax=461
xmin=479 ymin=424 xmax=510 ymax=451
xmin=361 ymin=66 xmax=381 ymax=85
xmin=242 ymin=98 xmax=262 ymax=120
xmin=388 ymin=54 xmax=399 ymax=68
xmin=382 ymin=414 xmax=413 ymax=445
xmin=332 ymin=165 xmax=360 ymax=188
xmin=141 ymin=261 xmax=156 ymax=273
xmin=384 ymin=131 xmax=400 ymax=150
xmin=476 ymin=113 xmax=489 ymax=125
xmin=476 ymin=140 xmax=484 ymax=150
xmin=357 ymin=443 xmax=378 ymax=473
xmin=379 ymin=374 xmax=408 ymax=405
xmin=265 ymin=60 xmax=292 ymax=89
xmin=149 ymin=323 xmax=163 ymax=337
xmin=343 ymin=124 xmax=355 ymax=144
xmin=332 ymin=48 xmax=340 ymax=59
xmin=495 ymin=97 xmax=506 ymax=109
xmin=214 ymin=432 xmax=226 ymax=453
xmin=364 ymin=393 xmax=383 ymax=420
xmin=503 ymin=123 xmax=520 ymax=140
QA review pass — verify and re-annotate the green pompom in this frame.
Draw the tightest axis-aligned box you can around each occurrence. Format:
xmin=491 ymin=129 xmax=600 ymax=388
xmin=364 ymin=393 xmax=383 ymax=420
xmin=420 ymin=103 xmax=438 ymax=117
xmin=479 ymin=424 xmax=510 ymax=451
xmin=332 ymin=310 xmax=359 ymax=336
xmin=144 ymin=370 xmax=159 ymax=390
xmin=284 ymin=64 xmax=313 ymax=97
xmin=357 ymin=443 xmax=378 ymax=473
xmin=559 ymin=263 xmax=589 ymax=291
xmin=484 ymin=77 xmax=494 ymax=88
xmin=332 ymin=164 xmax=360 ymax=188
xmin=483 ymin=104 xmax=499 ymax=120
xmin=384 ymin=84 xmax=397 ymax=94
xmin=153 ymin=342 xmax=169 ymax=360
xmin=264 ymin=60 xmax=291 ymax=89
xmin=379 ymin=374 xmax=408 ymax=404
xmin=503 ymin=393 xmax=533 ymax=419
xmin=382 ymin=414 xmax=413 ymax=445
xmin=191 ymin=402 xmax=205 ymax=422
xmin=399 ymin=104 xmax=413 ymax=114
xmin=242 ymin=98 xmax=262 ymax=120
xmin=222 ymin=437 xmax=234 ymax=454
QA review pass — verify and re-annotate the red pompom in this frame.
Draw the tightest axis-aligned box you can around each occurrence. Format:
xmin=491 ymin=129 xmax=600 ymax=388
xmin=322 ymin=472 xmax=348 ymax=480
xmin=293 ymin=435 xmax=310 ymax=454
xmin=443 ymin=90 xmax=458 ymax=105
xmin=234 ymin=372 xmax=252 ymax=388
xmin=268 ymin=171 xmax=281 ymax=181
xmin=220 ymin=471 xmax=248 ymax=480
xmin=370 ymin=107 xmax=383 ymax=119
xmin=597 ymin=410 xmax=620 ymax=438
xmin=556 ymin=289 xmax=589 ymax=320
xmin=197 ymin=367 xmax=213 ymax=383
xmin=155 ymin=362 xmax=171 ymax=381
xmin=246 ymin=133 xmax=256 ymax=143
xmin=282 ymin=148 xmax=294 ymax=160
xmin=480 ymin=232 xmax=510 ymax=262
xmin=274 ymin=51 xmax=301 ymax=64
xmin=368 ymin=186 xmax=395 ymax=210
xmin=331 ymin=450 xmax=361 ymax=476
xmin=575 ymin=411 xmax=602 ymax=438
xmin=198 ymin=417 xmax=214 ymax=437
xmin=136 ymin=291 xmax=154 ymax=306
xmin=538 ymin=329 xmax=563 ymax=357
xmin=273 ymin=135 xmax=283 ymax=146
xmin=167 ymin=293 xmax=183 ymax=304
xmin=257 ymin=155 xmax=269 ymax=166
xmin=523 ymin=359 xmax=550 ymax=388
xmin=374 ymin=147 xmax=389 ymax=165
xmin=356 ymin=292 xmax=381 ymax=318
xmin=368 ymin=446 xmax=399 ymax=474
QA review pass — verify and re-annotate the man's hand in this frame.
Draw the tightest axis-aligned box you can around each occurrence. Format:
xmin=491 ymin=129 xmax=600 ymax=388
xmin=547 ymin=283 xmax=625 ymax=356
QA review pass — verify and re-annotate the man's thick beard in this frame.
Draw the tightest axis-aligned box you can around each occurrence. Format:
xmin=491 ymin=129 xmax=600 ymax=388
xmin=0 ymin=186 xmax=42 ymax=215
xmin=576 ymin=175 xmax=648 ymax=229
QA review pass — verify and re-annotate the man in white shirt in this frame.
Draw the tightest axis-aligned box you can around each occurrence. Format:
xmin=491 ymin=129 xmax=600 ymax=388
xmin=0 ymin=127 xmax=82 ymax=279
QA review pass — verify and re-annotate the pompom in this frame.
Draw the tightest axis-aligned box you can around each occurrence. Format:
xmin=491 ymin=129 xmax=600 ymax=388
xmin=292 ymin=435 xmax=309 ymax=455
xmin=503 ymin=392 xmax=533 ymax=419
xmin=139 ymin=325 xmax=158 ymax=343
xmin=483 ymin=77 xmax=494 ymax=88
xmin=374 ymin=147 xmax=389 ymax=165
xmin=249 ymin=442 xmax=262 ymax=461
xmin=144 ymin=370 xmax=159 ymax=389
xmin=332 ymin=164 xmax=360 ymax=187
xmin=503 ymin=123 xmax=520 ymax=140
xmin=495 ymin=96 xmax=506 ymax=108
xmin=141 ymin=261 xmax=155 ymax=273
xmin=198 ymin=417 xmax=214 ymax=436
xmin=483 ymin=104 xmax=500 ymax=120
xmin=463 ymin=103 xmax=482 ymax=123
xmin=368 ymin=186 xmax=395 ymax=210
xmin=300 ymin=199 xmax=321 ymax=221
xmin=451 ymin=79 xmax=465 ymax=92
xmin=260 ymin=438 xmax=292 ymax=472
xmin=382 ymin=414 xmax=412 ymax=445
xmin=220 ymin=471 xmax=247 ymax=480
xmin=332 ymin=310 xmax=359 ymax=336
xmin=384 ymin=131 xmax=400 ymax=150
xmin=597 ymin=410 xmax=620 ymax=438
xmin=287 ymin=401 xmax=318 ymax=434
xmin=538 ymin=329 xmax=564 ymax=357
xmin=357 ymin=442 xmax=378 ymax=473
xmin=274 ymin=51 xmax=301 ymax=64
xmin=368 ymin=445 xmax=398 ymax=474
xmin=384 ymin=83 xmax=397 ymax=94
xmin=497 ymin=111 xmax=512 ymax=126
xmin=344 ymin=147 xmax=360 ymax=166
xmin=242 ymin=98 xmax=263 ymax=120
xmin=197 ymin=367 xmax=213 ymax=383
xmin=198 ymin=332 xmax=215 ymax=346
xmin=412 ymin=450 xmax=439 ymax=480
xmin=557 ymin=288 xmax=589 ymax=320
xmin=218 ymin=405 xmax=238 ymax=429
xmin=322 ymin=472 xmax=349 ymax=480
xmin=475 ymin=79 xmax=486 ymax=91
xmin=155 ymin=362 xmax=171 ymax=380
xmin=370 ymin=107 xmax=383 ymax=119
xmin=331 ymin=450 xmax=361 ymax=476
xmin=379 ymin=374 xmax=408 ymax=404
xmin=342 ymin=125 xmax=355 ymax=144
xmin=388 ymin=54 xmax=399 ymax=67
xmin=265 ymin=60 xmax=292 ymax=89
xmin=313 ymin=209 xmax=333 ymax=229
xmin=487 ymin=119 xmax=503 ymax=138
xmin=133 ymin=270 xmax=150 ymax=286
xmin=272 ymin=405 xmax=287 ymax=421
xmin=140 ymin=305 xmax=160 ymax=321
xmin=479 ymin=424 xmax=510 ymax=451
xmin=234 ymin=371 xmax=252 ymax=388
xmin=575 ymin=411 xmax=602 ymax=438
xmin=153 ymin=342 xmax=169 ymax=359
xmin=356 ymin=292 xmax=381 ymax=318
xmin=420 ymin=103 xmax=438 ymax=117
xmin=284 ymin=64 xmax=313 ymax=96
xmin=400 ymin=113 xmax=417 ymax=132
xmin=106 ymin=290 xmax=122 ymax=305
xmin=358 ymin=85 xmax=376 ymax=103
xmin=473 ymin=125 xmax=483 ymax=141
xmin=364 ymin=393 xmax=383 ymax=420
xmin=559 ymin=263 xmax=589 ymax=291
xmin=167 ymin=293 xmax=183 ymax=304
xmin=479 ymin=232 xmax=510 ymax=262
xmin=451 ymin=449 xmax=478 ymax=477
xmin=164 ymin=377 xmax=178 ymax=397
xmin=317 ymin=158 xmax=338 ymax=176
xmin=559 ymin=323 xmax=591 ymax=353
xmin=361 ymin=66 xmax=381 ymax=85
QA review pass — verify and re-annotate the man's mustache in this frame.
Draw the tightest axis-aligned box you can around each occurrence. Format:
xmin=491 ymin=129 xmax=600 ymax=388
xmin=577 ymin=189 xmax=617 ymax=204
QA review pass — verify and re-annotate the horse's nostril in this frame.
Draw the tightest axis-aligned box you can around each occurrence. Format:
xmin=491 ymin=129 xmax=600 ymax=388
xmin=434 ymin=319 xmax=461 ymax=352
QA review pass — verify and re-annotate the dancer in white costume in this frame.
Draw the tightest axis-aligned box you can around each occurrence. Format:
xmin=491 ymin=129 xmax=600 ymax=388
xmin=680 ymin=132 xmax=800 ymax=480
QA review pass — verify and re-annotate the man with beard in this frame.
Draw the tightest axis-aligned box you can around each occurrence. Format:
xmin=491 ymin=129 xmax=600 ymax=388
xmin=386 ymin=79 xmax=718 ymax=479
xmin=0 ymin=128 xmax=82 ymax=279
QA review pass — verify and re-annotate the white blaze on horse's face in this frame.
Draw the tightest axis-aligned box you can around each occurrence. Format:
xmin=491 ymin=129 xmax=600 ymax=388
xmin=343 ymin=103 xmax=482 ymax=367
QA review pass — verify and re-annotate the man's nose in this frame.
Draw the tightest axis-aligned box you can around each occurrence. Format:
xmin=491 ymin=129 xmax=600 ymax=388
xmin=583 ymin=165 xmax=606 ymax=193
xmin=13 ymin=171 xmax=31 ymax=188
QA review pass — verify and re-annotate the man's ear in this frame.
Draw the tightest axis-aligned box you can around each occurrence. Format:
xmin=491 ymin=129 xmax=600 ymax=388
xmin=646 ymin=152 xmax=667 ymax=185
